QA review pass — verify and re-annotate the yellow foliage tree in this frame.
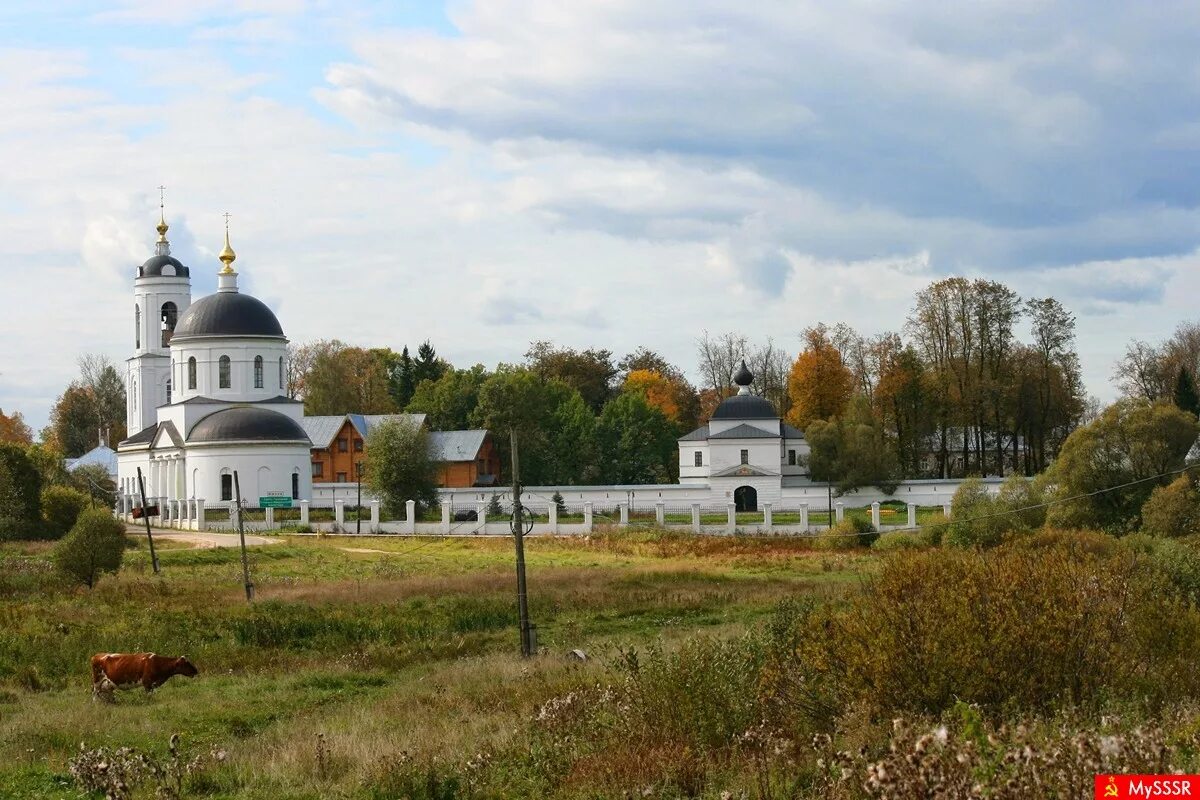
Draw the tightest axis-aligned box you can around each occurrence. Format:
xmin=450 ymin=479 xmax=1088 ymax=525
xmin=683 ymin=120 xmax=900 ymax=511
xmin=623 ymin=369 xmax=682 ymax=424
xmin=785 ymin=327 xmax=854 ymax=430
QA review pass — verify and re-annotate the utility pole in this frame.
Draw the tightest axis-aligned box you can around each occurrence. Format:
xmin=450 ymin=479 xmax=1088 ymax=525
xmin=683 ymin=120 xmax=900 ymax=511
xmin=135 ymin=467 xmax=160 ymax=574
xmin=233 ymin=471 xmax=254 ymax=602
xmin=510 ymin=429 xmax=532 ymax=657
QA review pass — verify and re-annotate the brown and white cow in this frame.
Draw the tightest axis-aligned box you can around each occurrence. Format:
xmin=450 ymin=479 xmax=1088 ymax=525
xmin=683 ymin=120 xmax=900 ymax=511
xmin=90 ymin=652 xmax=198 ymax=701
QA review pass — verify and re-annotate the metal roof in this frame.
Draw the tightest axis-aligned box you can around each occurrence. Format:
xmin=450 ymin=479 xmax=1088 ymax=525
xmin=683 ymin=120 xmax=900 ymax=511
xmin=119 ymin=423 xmax=159 ymax=447
xmin=429 ymin=429 xmax=488 ymax=462
xmin=679 ymin=424 xmax=709 ymax=442
xmin=66 ymin=444 xmax=118 ymax=478
xmin=709 ymin=423 xmax=780 ymax=439
xmin=173 ymin=291 xmax=284 ymax=338
xmin=301 ymin=413 xmax=427 ymax=449
xmin=188 ymin=407 xmax=310 ymax=444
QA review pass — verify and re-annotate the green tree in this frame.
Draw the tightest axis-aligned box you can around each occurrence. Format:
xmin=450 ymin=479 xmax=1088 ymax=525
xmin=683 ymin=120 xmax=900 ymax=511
xmin=1141 ymin=474 xmax=1200 ymax=538
xmin=804 ymin=398 xmax=900 ymax=495
xmin=363 ymin=418 xmax=439 ymax=516
xmin=391 ymin=346 xmax=416 ymax=408
xmin=44 ymin=383 xmax=98 ymax=457
xmin=472 ymin=366 xmax=562 ymax=484
xmin=414 ymin=341 xmax=449 ymax=387
xmin=526 ymin=340 xmax=617 ymax=414
xmin=595 ymin=393 xmax=676 ymax=484
xmin=1173 ymin=366 xmax=1200 ymax=418
xmin=406 ymin=365 xmax=490 ymax=431
xmin=78 ymin=354 xmax=128 ymax=446
xmin=1046 ymin=399 xmax=1200 ymax=532
xmin=69 ymin=464 xmax=117 ymax=509
xmin=304 ymin=343 xmax=397 ymax=415
xmin=545 ymin=388 xmax=598 ymax=484
xmin=944 ymin=477 xmax=1003 ymax=548
xmin=0 ymin=443 xmax=42 ymax=540
xmin=53 ymin=507 xmax=126 ymax=588
xmin=41 ymin=485 xmax=90 ymax=540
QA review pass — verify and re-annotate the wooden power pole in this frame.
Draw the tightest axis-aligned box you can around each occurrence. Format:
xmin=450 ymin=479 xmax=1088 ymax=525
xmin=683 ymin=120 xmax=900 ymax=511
xmin=510 ymin=429 xmax=532 ymax=657
xmin=233 ymin=471 xmax=254 ymax=602
xmin=135 ymin=467 xmax=160 ymax=574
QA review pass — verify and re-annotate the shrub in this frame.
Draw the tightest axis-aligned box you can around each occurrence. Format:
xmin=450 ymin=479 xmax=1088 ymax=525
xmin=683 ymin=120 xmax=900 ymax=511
xmin=40 ymin=485 xmax=90 ymax=540
xmin=995 ymin=473 xmax=1047 ymax=533
xmin=944 ymin=477 xmax=1003 ymax=548
xmin=871 ymin=532 xmax=922 ymax=551
xmin=0 ymin=443 xmax=41 ymax=540
xmin=815 ymin=519 xmax=875 ymax=550
xmin=53 ymin=508 xmax=127 ymax=588
xmin=1141 ymin=474 xmax=1200 ymax=538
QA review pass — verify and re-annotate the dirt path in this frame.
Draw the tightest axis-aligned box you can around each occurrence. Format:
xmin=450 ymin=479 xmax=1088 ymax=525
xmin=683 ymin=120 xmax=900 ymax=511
xmin=126 ymin=528 xmax=280 ymax=549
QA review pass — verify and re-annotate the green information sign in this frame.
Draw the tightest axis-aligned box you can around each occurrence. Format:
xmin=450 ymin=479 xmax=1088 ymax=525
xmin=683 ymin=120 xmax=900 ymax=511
xmin=260 ymin=496 xmax=293 ymax=509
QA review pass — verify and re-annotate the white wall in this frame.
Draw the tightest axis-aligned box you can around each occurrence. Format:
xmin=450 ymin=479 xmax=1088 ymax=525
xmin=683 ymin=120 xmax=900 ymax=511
xmin=170 ymin=336 xmax=289 ymax=404
xmin=186 ymin=443 xmax=311 ymax=503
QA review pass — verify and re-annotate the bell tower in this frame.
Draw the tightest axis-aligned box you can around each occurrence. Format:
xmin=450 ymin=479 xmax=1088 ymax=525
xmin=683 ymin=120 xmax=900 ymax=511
xmin=126 ymin=188 xmax=192 ymax=434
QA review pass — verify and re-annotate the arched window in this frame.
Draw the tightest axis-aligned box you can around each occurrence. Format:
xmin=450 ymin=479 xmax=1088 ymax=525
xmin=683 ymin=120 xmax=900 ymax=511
xmin=132 ymin=379 xmax=137 ymax=411
xmin=254 ymin=355 xmax=264 ymax=389
xmin=160 ymin=302 xmax=177 ymax=346
xmin=279 ymin=356 xmax=285 ymax=390
xmin=166 ymin=377 xmax=172 ymax=405
xmin=219 ymin=355 xmax=231 ymax=389
xmin=292 ymin=470 xmax=300 ymax=500
xmin=135 ymin=305 xmax=141 ymax=349
xmin=187 ymin=357 xmax=197 ymax=390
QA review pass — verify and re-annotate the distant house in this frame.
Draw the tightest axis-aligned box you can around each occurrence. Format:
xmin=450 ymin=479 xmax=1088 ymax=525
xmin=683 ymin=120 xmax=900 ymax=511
xmin=301 ymin=413 xmax=499 ymax=489
xmin=64 ymin=432 xmax=119 ymax=480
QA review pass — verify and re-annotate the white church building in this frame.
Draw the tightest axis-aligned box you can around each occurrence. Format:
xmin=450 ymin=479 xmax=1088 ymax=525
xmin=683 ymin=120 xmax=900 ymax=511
xmin=116 ymin=210 xmax=312 ymax=523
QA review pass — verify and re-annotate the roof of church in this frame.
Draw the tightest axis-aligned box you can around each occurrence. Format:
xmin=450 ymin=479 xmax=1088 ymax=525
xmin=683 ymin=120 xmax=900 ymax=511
xmin=709 ymin=423 xmax=780 ymax=439
xmin=710 ymin=393 xmax=778 ymax=420
xmin=188 ymin=407 xmax=310 ymax=444
xmin=120 ymin=423 xmax=160 ymax=447
xmin=173 ymin=291 xmax=284 ymax=339
xmin=139 ymin=254 xmax=189 ymax=278
xmin=169 ymin=395 xmax=302 ymax=406
xmin=678 ymin=421 xmax=806 ymax=442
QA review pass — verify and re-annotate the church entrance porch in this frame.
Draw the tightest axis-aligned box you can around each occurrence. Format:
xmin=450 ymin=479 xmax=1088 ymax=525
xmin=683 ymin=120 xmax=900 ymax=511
xmin=734 ymin=485 xmax=758 ymax=513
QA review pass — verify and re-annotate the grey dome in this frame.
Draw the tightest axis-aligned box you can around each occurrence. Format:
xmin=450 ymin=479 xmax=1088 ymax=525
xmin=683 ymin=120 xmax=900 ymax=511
xmin=139 ymin=254 xmax=190 ymax=278
xmin=711 ymin=393 xmax=778 ymax=420
xmin=188 ymin=407 xmax=310 ymax=443
xmin=174 ymin=292 xmax=284 ymax=338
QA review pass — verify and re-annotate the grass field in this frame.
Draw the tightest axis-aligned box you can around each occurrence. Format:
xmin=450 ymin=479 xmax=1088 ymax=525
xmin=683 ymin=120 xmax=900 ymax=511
xmin=0 ymin=531 xmax=867 ymax=799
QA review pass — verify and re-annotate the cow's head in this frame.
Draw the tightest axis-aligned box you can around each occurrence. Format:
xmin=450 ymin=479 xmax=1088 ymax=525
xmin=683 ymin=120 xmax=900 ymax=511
xmin=174 ymin=657 xmax=199 ymax=678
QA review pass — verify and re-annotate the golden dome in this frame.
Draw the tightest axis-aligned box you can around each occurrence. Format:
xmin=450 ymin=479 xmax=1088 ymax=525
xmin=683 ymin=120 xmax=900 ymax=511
xmin=218 ymin=222 xmax=237 ymax=274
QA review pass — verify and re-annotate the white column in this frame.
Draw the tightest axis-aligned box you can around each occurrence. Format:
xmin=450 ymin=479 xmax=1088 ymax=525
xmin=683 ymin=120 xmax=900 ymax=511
xmin=907 ymin=503 xmax=917 ymax=528
xmin=691 ymin=503 xmax=701 ymax=533
xmin=943 ymin=500 xmax=952 ymax=519
xmin=442 ymin=499 xmax=452 ymax=534
xmin=618 ymin=502 xmax=629 ymax=526
xmin=334 ymin=499 xmax=345 ymax=528
xmin=871 ymin=502 xmax=881 ymax=529
xmin=654 ymin=501 xmax=665 ymax=526
xmin=265 ymin=507 xmax=274 ymax=527
xmin=404 ymin=500 xmax=416 ymax=534
xmin=835 ymin=502 xmax=845 ymax=523
xmin=370 ymin=500 xmax=380 ymax=533
xmin=800 ymin=502 xmax=809 ymax=532
xmin=195 ymin=499 xmax=206 ymax=532
xmin=583 ymin=501 xmax=593 ymax=532
xmin=726 ymin=502 xmax=736 ymax=535
xmin=477 ymin=501 xmax=487 ymax=533
xmin=300 ymin=500 xmax=310 ymax=526
xmin=763 ymin=502 xmax=773 ymax=531
xmin=548 ymin=502 xmax=558 ymax=534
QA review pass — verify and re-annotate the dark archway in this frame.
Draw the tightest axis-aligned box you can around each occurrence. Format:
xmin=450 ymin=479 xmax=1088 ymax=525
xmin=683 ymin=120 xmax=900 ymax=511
xmin=734 ymin=485 xmax=758 ymax=513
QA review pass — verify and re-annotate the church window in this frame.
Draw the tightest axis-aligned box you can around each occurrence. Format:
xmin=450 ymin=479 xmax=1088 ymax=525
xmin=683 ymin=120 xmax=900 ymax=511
xmin=135 ymin=305 xmax=141 ymax=349
xmin=219 ymin=355 xmax=231 ymax=389
xmin=787 ymin=449 xmax=796 ymax=466
xmin=254 ymin=356 xmax=264 ymax=389
xmin=132 ymin=380 xmax=137 ymax=411
xmin=740 ymin=449 xmax=749 ymax=465
xmin=279 ymin=356 xmax=285 ymax=389
xmin=166 ymin=378 xmax=172 ymax=405
xmin=160 ymin=302 xmax=177 ymax=346
xmin=187 ymin=357 xmax=197 ymax=390
xmin=694 ymin=451 xmax=703 ymax=467
xmin=220 ymin=473 xmax=233 ymax=502
xmin=292 ymin=471 xmax=300 ymax=500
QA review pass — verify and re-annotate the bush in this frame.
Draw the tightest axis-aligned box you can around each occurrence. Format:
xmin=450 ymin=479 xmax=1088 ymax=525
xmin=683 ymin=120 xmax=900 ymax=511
xmin=53 ymin=508 xmax=127 ymax=588
xmin=0 ymin=443 xmax=41 ymax=540
xmin=815 ymin=519 xmax=875 ymax=550
xmin=944 ymin=477 xmax=1003 ymax=548
xmin=1141 ymin=474 xmax=1200 ymax=538
xmin=40 ymin=485 xmax=90 ymax=540
xmin=871 ymin=532 xmax=922 ymax=551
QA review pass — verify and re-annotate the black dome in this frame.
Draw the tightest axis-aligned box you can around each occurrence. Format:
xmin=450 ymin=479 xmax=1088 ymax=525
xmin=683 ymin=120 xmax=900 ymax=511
xmin=188 ymin=407 xmax=309 ymax=443
xmin=174 ymin=292 xmax=284 ymax=338
xmin=140 ymin=254 xmax=190 ymax=277
xmin=711 ymin=393 xmax=778 ymax=420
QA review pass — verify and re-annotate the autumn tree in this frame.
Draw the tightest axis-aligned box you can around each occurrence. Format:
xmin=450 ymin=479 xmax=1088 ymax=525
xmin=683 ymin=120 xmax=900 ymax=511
xmin=1174 ymin=366 xmax=1200 ymax=418
xmin=44 ymin=384 xmax=99 ymax=458
xmin=622 ymin=369 xmax=698 ymax=430
xmin=302 ymin=342 xmax=398 ymax=415
xmin=785 ymin=324 xmax=853 ymax=430
xmin=0 ymin=409 xmax=32 ymax=445
xmin=77 ymin=354 xmax=126 ymax=446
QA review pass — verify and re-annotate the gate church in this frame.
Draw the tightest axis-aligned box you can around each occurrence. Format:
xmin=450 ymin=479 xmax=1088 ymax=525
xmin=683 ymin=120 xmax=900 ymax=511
xmin=116 ymin=208 xmax=312 ymax=520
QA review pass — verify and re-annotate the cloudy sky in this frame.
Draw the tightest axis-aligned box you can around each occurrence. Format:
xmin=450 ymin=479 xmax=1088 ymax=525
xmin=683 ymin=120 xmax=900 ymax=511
xmin=2 ymin=1 xmax=1198 ymax=431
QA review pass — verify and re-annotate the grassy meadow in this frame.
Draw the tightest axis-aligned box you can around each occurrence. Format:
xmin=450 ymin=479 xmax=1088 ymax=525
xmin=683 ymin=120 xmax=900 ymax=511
xmin=0 ymin=530 xmax=866 ymax=799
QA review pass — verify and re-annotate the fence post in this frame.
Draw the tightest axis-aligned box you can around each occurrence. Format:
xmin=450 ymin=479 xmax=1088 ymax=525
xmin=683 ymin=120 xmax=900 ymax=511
xmin=799 ymin=502 xmax=809 ymax=532
xmin=726 ymin=502 xmax=736 ymax=535
xmin=195 ymin=499 xmax=206 ymax=532
xmin=371 ymin=499 xmax=381 ymax=533
xmin=334 ymin=499 xmax=345 ymax=529
xmin=655 ymin=501 xmax=665 ymax=526
xmin=871 ymin=502 xmax=880 ymax=530
xmin=548 ymin=502 xmax=558 ymax=534
xmin=405 ymin=500 xmax=416 ymax=534
xmin=943 ymin=500 xmax=952 ymax=519
xmin=835 ymin=502 xmax=845 ymax=523
xmin=477 ymin=501 xmax=488 ymax=534
xmin=763 ymin=502 xmax=773 ymax=532
xmin=583 ymin=501 xmax=593 ymax=532
xmin=907 ymin=503 xmax=917 ymax=528
xmin=618 ymin=502 xmax=629 ymax=527
xmin=691 ymin=502 xmax=701 ymax=533
xmin=300 ymin=500 xmax=310 ymax=527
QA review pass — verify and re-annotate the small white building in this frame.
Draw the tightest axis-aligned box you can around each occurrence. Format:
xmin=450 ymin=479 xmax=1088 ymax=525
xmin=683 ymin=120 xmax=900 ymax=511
xmin=676 ymin=361 xmax=809 ymax=511
xmin=116 ymin=211 xmax=312 ymax=521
